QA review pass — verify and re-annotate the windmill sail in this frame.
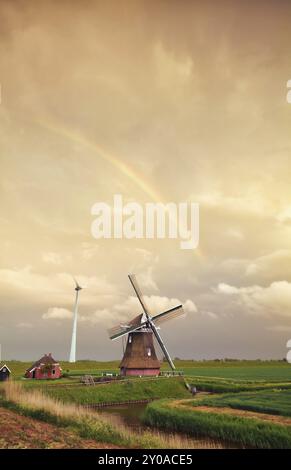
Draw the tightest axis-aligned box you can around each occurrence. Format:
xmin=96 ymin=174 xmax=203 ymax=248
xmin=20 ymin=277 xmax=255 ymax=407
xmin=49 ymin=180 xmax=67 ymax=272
xmin=128 ymin=274 xmax=152 ymax=320
xmin=152 ymin=305 xmax=185 ymax=326
xmin=108 ymin=313 xmax=147 ymax=340
xmin=150 ymin=321 xmax=176 ymax=370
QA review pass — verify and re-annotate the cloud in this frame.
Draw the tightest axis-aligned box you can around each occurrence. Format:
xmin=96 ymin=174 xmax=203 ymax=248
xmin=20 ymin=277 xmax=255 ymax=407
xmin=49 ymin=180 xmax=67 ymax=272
xmin=245 ymin=250 xmax=291 ymax=279
xmin=83 ymin=295 xmax=197 ymax=326
xmin=216 ymin=280 xmax=291 ymax=317
xmin=1 ymin=1 xmax=291 ymax=360
xmin=128 ymin=249 xmax=160 ymax=291
xmin=137 ymin=267 xmax=159 ymax=291
xmin=42 ymin=252 xmax=70 ymax=265
xmin=193 ymin=190 xmax=272 ymax=216
xmin=225 ymin=228 xmax=244 ymax=240
xmin=80 ymin=243 xmax=100 ymax=260
xmin=200 ymin=311 xmax=218 ymax=320
xmin=0 ymin=266 xmax=115 ymax=306
xmin=266 ymin=325 xmax=291 ymax=332
xmin=42 ymin=307 xmax=73 ymax=320
xmin=154 ymin=41 xmax=193 ymax=91
xmin=16 ymin=322 xmax=33 ymax=328
xmin=277 ymin=206 xmax=291 ymax=223
xmin=216 ymin=283 xmax=241 ymax=294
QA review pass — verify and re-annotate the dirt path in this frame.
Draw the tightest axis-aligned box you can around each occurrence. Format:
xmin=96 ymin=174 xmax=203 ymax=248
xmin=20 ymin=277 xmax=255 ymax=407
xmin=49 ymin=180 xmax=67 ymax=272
xmin=170 ymin=400 xmax=291 ymax=426
xmin=0 ymin=406 xmax=119 ymax=449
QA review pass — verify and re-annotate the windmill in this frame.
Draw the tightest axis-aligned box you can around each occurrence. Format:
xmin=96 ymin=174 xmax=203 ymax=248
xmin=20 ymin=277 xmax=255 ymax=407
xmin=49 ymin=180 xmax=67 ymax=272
xmin=69 ymin=277 xmax=84 ymax=363
xmin=108 ymin=274 xmax=185 ymax=376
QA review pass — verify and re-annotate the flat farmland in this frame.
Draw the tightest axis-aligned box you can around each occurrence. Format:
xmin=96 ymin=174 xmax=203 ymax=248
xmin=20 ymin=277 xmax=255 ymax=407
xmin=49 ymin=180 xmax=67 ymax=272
xmin=192 ymin=389 xmax=291 ymax=417
xmin=5 ymin=360 xmax=291 ymax=382
xmin=182 ymin=363 xmax=291 ymax=382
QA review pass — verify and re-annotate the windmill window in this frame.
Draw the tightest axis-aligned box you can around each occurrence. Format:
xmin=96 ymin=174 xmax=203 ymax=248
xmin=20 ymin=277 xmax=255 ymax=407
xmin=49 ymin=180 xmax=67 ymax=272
xmin=147 ymin=348 xmax=151 ymax=357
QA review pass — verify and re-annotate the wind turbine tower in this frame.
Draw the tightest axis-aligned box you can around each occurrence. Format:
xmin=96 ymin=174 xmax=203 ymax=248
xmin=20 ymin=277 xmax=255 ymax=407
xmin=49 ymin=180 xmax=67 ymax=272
xmin=69 ymin=278 xmax=83 ymax=363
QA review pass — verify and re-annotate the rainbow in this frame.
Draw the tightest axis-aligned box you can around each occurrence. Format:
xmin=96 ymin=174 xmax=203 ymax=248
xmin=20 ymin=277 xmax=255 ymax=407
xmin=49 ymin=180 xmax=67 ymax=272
xmin=36 ymin=118 xmax=163 ymax=202
xmin=35 ymin=117 xmax=202 ymax=256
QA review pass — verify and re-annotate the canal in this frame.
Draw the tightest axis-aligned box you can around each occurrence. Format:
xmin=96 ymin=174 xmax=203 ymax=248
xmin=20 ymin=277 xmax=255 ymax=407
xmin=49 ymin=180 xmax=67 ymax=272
xmin=96 ymin=401 xmax=236 ymax=448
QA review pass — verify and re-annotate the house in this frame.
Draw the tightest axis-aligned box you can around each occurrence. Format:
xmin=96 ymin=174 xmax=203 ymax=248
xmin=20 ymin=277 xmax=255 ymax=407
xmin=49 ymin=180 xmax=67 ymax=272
xmin=25 ymin=353 xmax=62 ymax=379
xmin=0 ymin=364 xmax=11 ymax=381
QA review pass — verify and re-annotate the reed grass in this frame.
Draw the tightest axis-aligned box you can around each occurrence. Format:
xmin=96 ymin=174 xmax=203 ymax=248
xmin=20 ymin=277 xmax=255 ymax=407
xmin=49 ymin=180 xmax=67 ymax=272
xmin=143 ymin=399 xmax=291 ymax=448
xmin=0 ymin=381 xmax=221 ymax=449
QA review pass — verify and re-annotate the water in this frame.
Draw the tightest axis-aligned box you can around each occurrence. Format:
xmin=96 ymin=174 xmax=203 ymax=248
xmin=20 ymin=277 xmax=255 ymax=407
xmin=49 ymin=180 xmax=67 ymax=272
xmin=96 ymin=402 xmax=235 ymax=449
xmin=98 ymin=403 xmax=146 ymax=429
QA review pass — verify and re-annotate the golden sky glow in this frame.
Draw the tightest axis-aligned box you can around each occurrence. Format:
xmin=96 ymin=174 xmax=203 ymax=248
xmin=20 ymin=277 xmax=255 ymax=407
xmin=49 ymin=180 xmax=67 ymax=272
xmin=1 ymin=0 xmax=291 ymax=360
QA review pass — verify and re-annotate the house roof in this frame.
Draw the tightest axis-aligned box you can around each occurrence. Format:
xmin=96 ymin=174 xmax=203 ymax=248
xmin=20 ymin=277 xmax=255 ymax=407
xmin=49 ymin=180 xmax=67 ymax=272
xmin=0 ymin=364 xmax=11 ymax=373
xmin=26 ymin=353 xmax=59 ymax=372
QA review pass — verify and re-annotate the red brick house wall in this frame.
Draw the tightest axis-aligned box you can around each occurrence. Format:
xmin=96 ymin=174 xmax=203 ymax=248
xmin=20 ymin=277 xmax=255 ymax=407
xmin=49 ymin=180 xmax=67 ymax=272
xmin=25 ymin=365 xmax=62 ymax=379
xmin=25 ymin=354 xmax=62 ymax=379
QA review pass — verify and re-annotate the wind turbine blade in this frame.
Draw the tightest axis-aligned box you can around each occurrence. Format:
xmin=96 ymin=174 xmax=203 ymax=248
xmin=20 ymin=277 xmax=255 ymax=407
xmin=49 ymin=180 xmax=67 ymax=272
xmin=152 ymin=305 xmax=185 ymax=326
xmin=72 ymin=276 xmax=80 ymax=288
xmin=128 ymin=274 xmax=151 ymax=320
xmin=150 ymin=322 xmax=175 ymax=370
xmin=108 ymin=320 xmax=148 ymax=340
xmin=73 ymin=276 xmax=84 ymax=290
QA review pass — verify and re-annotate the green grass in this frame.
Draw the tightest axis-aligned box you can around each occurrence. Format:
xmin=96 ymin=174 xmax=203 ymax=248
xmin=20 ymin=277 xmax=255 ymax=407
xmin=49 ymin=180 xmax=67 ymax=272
xmin=183 ymin=364 xmax=291 ymax=382
xmin=187 ymin=377 xmax=291 ymax=393
xmin=5 ymin=359 xmax=291 ymax=381
xmin=4 ymin=360 xmax=120 ymax=379
xmin=143 ymin=399 xmax=291 ymax=448
xmin=43 ymin=377 xmax=190 ymax=405
xmin=192 ymin=389 xmax=291 ymax=417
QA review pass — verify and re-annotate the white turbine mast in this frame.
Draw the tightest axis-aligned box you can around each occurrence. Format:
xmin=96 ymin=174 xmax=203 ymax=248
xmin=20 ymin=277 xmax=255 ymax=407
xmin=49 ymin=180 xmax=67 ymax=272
xmin=69 ymin=277 xmax=85 ymax=363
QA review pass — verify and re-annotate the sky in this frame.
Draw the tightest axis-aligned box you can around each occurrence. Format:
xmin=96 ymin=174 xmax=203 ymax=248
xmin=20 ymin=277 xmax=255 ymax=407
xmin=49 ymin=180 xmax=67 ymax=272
xmin=1 ymin=0 xmax=291 ymax=361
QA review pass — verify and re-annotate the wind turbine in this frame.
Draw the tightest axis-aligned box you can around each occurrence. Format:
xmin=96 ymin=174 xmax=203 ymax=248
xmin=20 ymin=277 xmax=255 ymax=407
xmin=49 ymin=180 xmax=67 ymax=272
xmin=69 ymin=277 xmax=84 ymax=363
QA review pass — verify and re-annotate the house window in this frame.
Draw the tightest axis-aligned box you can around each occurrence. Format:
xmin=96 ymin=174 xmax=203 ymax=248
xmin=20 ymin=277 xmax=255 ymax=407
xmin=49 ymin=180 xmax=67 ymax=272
xmin=147 ymin=348 xmax=151 ymax=357
xmin=52 ymin=369 xmax=55 ymax=375
xmin=129 ymin=335 xmax=132 ymax=343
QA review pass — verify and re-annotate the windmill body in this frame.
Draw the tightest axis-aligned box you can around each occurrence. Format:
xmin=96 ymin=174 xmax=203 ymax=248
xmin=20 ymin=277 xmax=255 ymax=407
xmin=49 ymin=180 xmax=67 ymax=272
xmin=120 ymin=330 xmax=160 ymax=376
xmin=108 ymin=274 xmax=185 ymax=376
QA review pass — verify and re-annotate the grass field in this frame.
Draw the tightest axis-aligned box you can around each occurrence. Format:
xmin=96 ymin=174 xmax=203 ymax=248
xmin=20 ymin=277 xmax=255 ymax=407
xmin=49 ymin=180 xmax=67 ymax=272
xmin=184 ymin=365 xmax=291 ymax=382
xmin=0 ymin=382 xmax=218 ymax=449
xmin=4 ymin=360 xmax=120 ymax=379
xmin=191 ymin=389 xmax=291 ymax=417
xmin=43 ymin=376 xmax=189 ymax=405
xmin=5 ymin=359 xmax=291 ymax=382
xmin=2 ymin=360 xmax=291 ymax=448
xmin=143 ymin=398 xmax=291 ymax=448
